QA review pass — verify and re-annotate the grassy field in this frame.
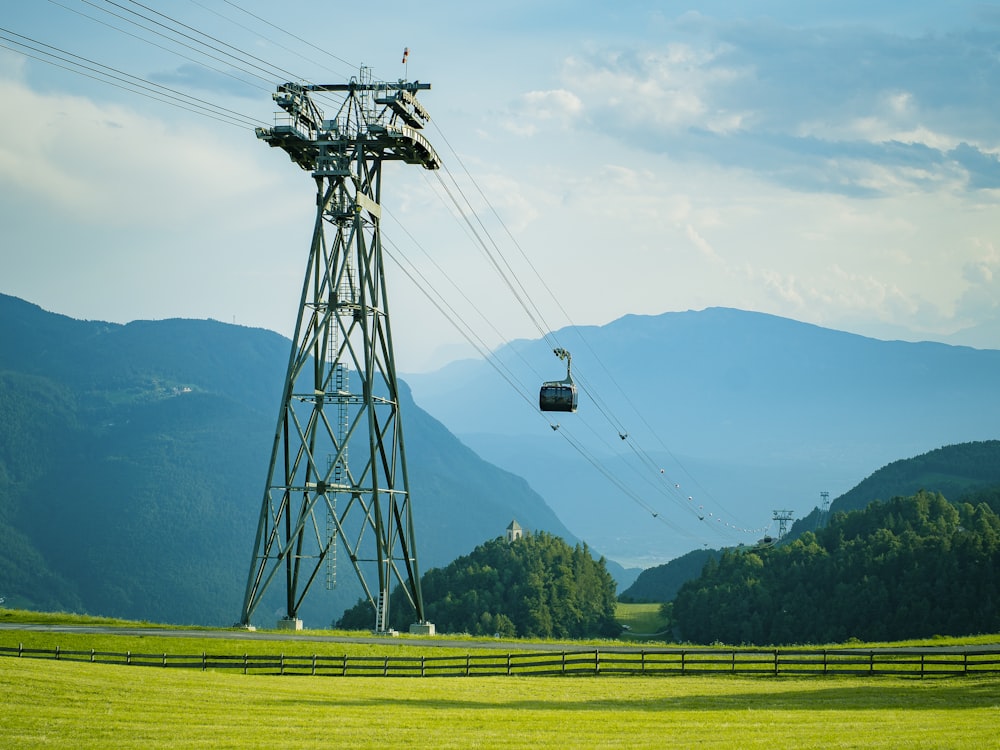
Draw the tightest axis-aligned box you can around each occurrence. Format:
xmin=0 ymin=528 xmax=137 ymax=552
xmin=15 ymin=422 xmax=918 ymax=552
xmin=2 ymin=610 xmax=1000 ymax=748
xmin=2 ymin=655 xmax=998 ymax=749
xmin=615 ymin=602 xmax=668 ymax=638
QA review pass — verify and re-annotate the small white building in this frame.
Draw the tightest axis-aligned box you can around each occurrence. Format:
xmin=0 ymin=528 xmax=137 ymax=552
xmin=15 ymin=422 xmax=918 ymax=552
xmin=506 ymin=519 xmax=523 ymax=543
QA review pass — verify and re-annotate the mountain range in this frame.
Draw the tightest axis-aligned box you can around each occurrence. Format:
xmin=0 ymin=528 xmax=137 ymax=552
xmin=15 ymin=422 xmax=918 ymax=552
xmin=3 ymin=293 xmax=999 ymax=627
xmin=0 ymin=293 xmax=586 ymax=627
xmin=405 ymin=307 xmax=1000 ymax=567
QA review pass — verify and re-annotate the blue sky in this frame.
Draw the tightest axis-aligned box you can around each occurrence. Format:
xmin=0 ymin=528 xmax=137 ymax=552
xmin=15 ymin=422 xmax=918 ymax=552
xmin=2 ymin=1 xmax=999 ymax=370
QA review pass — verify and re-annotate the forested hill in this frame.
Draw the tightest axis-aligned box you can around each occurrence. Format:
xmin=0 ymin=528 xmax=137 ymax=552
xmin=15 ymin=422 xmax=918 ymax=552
xmin=622 ymin=440 xmax=1000 ymax=604
xmin=831 ymin=440 xmax=1000 ymax=514
xmin=791 ymin=440 xmax=1000 ymax=536
xmin=338 ymin=531 xmax=621 ymax=639
xmin=0 ymin=294 xmax=583 ymax=626
xmin=671 ymin=488 xmax=1000 ymax=644
xmin=619 ymin=548 xmax=719 ymax=604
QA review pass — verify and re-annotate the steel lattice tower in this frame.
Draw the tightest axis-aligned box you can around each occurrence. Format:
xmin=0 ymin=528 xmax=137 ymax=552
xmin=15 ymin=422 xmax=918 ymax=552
xmin=239 ymin=70 xmax=439 ymax=632
xmin=772 ymin=509 xmax=795 ymax=540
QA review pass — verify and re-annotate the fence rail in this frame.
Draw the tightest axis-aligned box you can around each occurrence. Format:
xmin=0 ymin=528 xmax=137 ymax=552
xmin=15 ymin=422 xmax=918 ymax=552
xmin=2 ymin=643 xmax=998 ymax=677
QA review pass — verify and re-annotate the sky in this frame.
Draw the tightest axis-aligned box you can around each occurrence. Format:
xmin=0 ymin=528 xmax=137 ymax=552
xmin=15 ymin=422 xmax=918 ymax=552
xmin=2 ymin=1 xmax=1000 ymax=373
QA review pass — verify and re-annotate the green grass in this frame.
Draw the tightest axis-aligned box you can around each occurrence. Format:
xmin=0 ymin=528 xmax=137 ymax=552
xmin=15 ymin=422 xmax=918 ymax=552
xmin=4 ymin=607 xmax=1000 ymax=653
xmin=3 ymin=629 xmax=485 ymax=661
xmin=616 ymin=601 xmax=668 ymax=638
xmin=3 ymin=610 xmax=1000 ymax=747
xmin=2 ymin=656 xmax=998 ymax=749
xmin=0 ymin=608 xmax=158 ymax=627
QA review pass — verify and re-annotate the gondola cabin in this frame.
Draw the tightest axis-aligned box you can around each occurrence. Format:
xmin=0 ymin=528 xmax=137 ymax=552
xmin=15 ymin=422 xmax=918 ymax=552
xmin=539 ymin=347 xmax=578 ymax=412
xmin=539 ymin=379 xmax=578 ymax=412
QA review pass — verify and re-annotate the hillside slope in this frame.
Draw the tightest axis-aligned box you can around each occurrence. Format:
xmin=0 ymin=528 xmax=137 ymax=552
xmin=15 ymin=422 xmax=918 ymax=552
xmin=672 ymin=488 xmax=1000 ymax=644
xmin=0 ymin=294 xmax=583 ymax=627
xmin=790 ymin=440 xmax=1000 ymax=535
xmin=621 ymin=440 xmax=1000 ymax=604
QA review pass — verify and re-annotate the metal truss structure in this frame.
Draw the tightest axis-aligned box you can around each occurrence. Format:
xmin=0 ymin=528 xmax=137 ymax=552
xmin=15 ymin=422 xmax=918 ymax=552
xmin=239 ymin=69 xmax=439 ymax=632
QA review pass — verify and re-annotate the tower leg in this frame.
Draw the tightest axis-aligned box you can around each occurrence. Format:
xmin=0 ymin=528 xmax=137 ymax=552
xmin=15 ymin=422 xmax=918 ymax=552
xmin=238 ymin=170 xmax=424 ymax=631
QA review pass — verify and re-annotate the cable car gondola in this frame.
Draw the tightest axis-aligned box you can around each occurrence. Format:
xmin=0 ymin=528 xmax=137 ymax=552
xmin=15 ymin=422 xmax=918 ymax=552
xmin=539 ymin=347 xmax=578 ymax=412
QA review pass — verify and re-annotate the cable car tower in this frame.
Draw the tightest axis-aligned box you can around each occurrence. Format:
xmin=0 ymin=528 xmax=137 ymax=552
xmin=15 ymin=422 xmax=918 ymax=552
xmin=238 ymin=69 xmax=439 ymax=633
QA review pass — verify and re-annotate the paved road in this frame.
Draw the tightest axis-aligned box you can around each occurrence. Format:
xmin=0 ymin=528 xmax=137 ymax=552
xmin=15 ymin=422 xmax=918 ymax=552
xmin=1 ymin=623 xmax=997 ymax=654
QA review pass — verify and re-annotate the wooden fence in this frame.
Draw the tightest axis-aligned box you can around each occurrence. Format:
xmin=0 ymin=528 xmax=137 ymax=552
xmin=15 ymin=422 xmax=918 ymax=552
xmin=2 ymin=644 xmax=999 ymax=677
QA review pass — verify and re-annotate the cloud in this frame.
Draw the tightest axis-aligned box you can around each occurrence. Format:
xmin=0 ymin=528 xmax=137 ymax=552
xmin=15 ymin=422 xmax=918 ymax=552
xmin=0 ymin=77 xmax=281 ymax=229
xmin=148 ymin=63 xmax=262 ymax=99
xmin=503 ymin=88 xmax=583 ymax=136
xmin=685 ymin=223 xmax=722 ymax=263
xmin=949 ymin=143 xmax=1000 ymax=190
xmin=962 ymin=242 xmax=998 ymax=285
xmin=552 ymin=17 xmax=1000 ymax=198
xmin=0 ymin=47 xmax=27 ymax=78
xmin=957 ymin=241 xmax=1000 ymax=319
xmin=563 ymin=44 xmax=748 ymax=136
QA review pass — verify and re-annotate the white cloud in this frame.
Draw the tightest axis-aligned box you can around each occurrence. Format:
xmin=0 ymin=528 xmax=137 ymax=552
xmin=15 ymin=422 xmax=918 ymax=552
xmin=562 ymin=45 xmax=750 ymax=136
xmin=956 ymin=241 xmax=1000 ymax=321
xmin=684 ymin=223 xmax=722 ymax=263
xmin=962 ymin=243 xmax=998 ymax=285
xmin=4 ymin=1 xmax=1000 ymax=366
xmin=503 ymin=88 xmax=583 ymax=136
xmin=542 ymin=18 xmax=1000 ymax=199
xmin=756 ymin=269 xmax=805 ymax=307
xmin=0 ymin=73 xmax=312 ymax=341
xmin=0 ymin=78 xmax=286 ymax=230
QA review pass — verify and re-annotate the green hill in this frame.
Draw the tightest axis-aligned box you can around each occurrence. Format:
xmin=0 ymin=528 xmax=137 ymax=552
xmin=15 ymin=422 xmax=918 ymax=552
xmin=621 ymin=440 xmax=1000 ymax=606
xmin=672 ymin=488 xmax=1000 ymax=644
xmin=338 ymin=530 xmax=620 ymax=638
xmin=0 ymin=294 xmax=581 ymax=627
xmin=619 ymin=548 xmax=719 ymax=604
xmin=791 ymin=440 xmax=1000 ymax=535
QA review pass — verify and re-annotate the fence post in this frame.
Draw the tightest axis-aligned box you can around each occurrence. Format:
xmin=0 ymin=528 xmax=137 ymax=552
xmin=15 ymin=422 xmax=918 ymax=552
xmin=281 ymin=654 xmax=285 ymax=675
xmin=823 ymin=649 xmax=828 ymax=674
xmin=681 ymin=650 xmax=686 ymax=675
xmin=506 ymin=653 xmax=511 ymax=676
xmin=244 ymin=654 xmax=248 ymax=675
xmin=127 ymin=651 xmax=131 ymax=666
xmin=55 ymin=645 xmax=60 ymax=661
xmin=202 ymin=652 xmax=207 ymax=671
xmin=465 ymin=654 xmax=470 ymax=677
xmin=421 ymin=655 xmax=425 ymax=677
xmin=594 ymin=649 xmax=600 ymax=675
xmin=920 ymin=653 xmax=925 ymax=678
xmin=869 ymin=651 xmax=874 ymax=674
xmin=91 ymin=648 xmax=95 ymax=663
xmin=18 ymin=642 xmax=22 ymax=658
xmin=342 ymin=655 xmax=347 ymax=677
xmin=641 ymin=650 xmax=646 ymax=675
xmin=162 ymin=653 xmax=167 ymax=668
xmin=312 ymin=654 xmax=317 ymax=676
xmin=732 ymin=650 xmax=736 ymax=673
xmin=964 ymin=652 xmax=968 ymax=675
xmin=774 ymin=649 xmax=779 ymax=676
xmin=561 ymin=651 xmax=566 ymax=675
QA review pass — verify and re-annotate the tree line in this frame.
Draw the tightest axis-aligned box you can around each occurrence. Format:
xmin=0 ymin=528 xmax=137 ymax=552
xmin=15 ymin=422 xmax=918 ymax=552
xmin=670 ymin=489 xmax=1000 ymax=644
xmin=337 ymin=531 xmax=620 ymax=638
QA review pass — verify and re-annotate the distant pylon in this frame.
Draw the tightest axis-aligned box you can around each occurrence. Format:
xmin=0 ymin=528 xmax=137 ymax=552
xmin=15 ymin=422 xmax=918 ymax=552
xmin=818 ymin=491 xmax=830 ymax=528
xmin=772 ymin=509 xmax=795 ymax=540
xmin=238 ymin=69 xmax=439 ymax=632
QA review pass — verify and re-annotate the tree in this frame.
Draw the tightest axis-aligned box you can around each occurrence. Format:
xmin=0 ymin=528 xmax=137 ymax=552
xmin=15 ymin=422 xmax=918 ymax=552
xmin=336 ymin=531 xmax=620 ymax=638
xmin=672 ymin=490 xmax=1000 ymax=644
